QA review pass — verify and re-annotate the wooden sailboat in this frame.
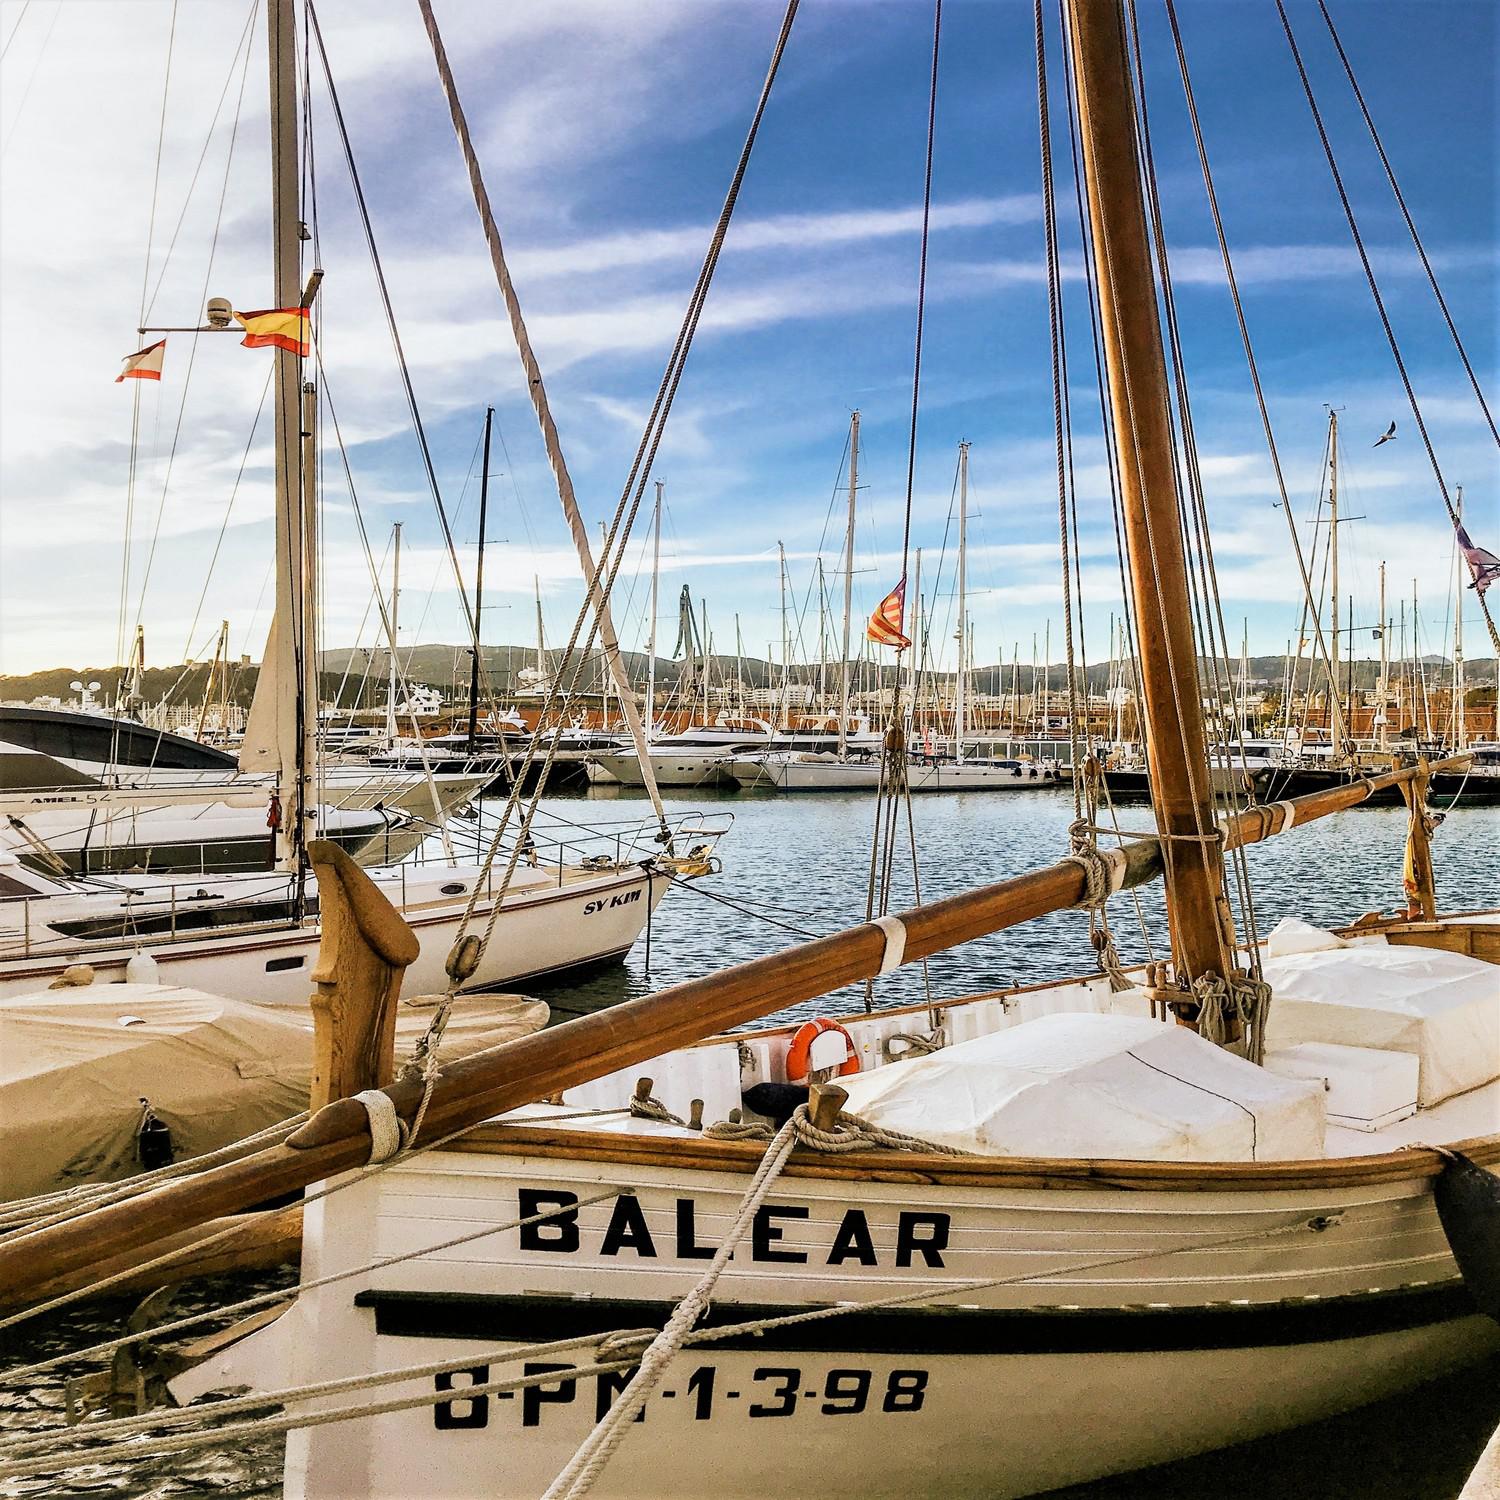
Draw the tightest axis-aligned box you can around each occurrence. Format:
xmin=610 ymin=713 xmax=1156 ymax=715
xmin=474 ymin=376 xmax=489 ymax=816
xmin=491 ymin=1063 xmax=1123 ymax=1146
xmin=0 ymin=3 xmax=1495 ymax=1497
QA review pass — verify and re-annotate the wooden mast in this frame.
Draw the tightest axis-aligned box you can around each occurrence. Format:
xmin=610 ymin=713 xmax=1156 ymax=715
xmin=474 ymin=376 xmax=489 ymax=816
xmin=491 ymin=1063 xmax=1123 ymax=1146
xmin=384 ymin=522 xmax=401 ymax=745
xmin=1064 ymin=0 xmax=1228 ymax=991
xmin=1328 ymin=408 xmax=1340 ymax=742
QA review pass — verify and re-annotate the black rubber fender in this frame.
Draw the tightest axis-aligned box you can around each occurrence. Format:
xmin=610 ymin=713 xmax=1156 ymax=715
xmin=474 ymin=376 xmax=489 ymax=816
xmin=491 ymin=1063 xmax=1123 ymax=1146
xmin=1434 ymin=1149 xmax=1500 ymax=1323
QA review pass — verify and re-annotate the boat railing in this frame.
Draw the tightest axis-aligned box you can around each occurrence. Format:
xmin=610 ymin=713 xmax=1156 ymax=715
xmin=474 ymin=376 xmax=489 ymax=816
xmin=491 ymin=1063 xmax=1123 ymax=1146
xmin=396 ymin=806 xmax=732 ymax=890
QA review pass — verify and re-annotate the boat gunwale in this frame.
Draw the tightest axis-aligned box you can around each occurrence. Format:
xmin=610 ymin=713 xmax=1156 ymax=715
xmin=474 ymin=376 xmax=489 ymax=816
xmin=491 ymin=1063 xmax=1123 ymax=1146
xmin=436 ymin=1121 xmax=1500 ymax=1192
xmin=436 ymin=912 xmax=1500 ymax=1192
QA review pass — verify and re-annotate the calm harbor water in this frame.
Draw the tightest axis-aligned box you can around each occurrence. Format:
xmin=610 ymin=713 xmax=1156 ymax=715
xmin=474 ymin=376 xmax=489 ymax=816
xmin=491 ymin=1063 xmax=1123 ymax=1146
xmin=3 ymin=783 xmax=1496 ymax=1499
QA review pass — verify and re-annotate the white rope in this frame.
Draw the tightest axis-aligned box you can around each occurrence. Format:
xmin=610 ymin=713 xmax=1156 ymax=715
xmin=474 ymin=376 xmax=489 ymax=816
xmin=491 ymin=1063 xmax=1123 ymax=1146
xmin=873 ymin=913 xmax=908 ymax=974
xmin=792 ymin=1108 xmax=969 ymax=1157
xmin=1274 ymin=798 xmax=1298 ymax=830
xmin=540 ymin=1112 xmax=801 ymax=1500
xmin=352 ymin=1090 xmax=403 ymax=1163
xmin=0 ymin=1111 xmax=310 ymax=1238
xmin=0 ymin=1212 xmax=1327 ymax=1478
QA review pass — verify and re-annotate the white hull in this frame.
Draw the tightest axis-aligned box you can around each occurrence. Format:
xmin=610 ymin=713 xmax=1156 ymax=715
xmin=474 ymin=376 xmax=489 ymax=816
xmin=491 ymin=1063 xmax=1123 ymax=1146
xmin=0 ymin=862 xmax=671 ymax=1005
xmin=1 ymin=769 xmax=486 ymax=874
xmin=213 ymin=1129 xmax=1498 ymax=1500
xmin=180 ymin=936 xmax=1500 ymax=1500
xmin=728 ymin=755 xmax=1060 ymax=792
xmin=288 ymin=1321 xmax=1490 ymax=1500
xmin=586 ymin=751 xmax=736 ymax=788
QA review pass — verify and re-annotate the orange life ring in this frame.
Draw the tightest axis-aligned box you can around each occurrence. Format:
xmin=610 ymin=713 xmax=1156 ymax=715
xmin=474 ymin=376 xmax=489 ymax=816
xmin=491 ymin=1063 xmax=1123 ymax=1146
xmin=785 ymin=1018 xmax=860 ymax=1083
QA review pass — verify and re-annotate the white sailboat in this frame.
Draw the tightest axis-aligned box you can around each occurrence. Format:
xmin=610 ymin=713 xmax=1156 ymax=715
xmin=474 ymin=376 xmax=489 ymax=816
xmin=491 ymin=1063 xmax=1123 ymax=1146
xmin=0 ymin=0 xmax=719 ymax=1008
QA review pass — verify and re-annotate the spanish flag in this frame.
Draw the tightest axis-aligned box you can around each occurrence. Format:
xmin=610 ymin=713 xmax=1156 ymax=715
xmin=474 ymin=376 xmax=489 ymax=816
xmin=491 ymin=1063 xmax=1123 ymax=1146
xmin=234 ymin=306 xmax=311 ymax=356
xmin=866 ymin=576 xmax=911 ymax=650
xmin=115 ymin=339 xmax=166 ymax=383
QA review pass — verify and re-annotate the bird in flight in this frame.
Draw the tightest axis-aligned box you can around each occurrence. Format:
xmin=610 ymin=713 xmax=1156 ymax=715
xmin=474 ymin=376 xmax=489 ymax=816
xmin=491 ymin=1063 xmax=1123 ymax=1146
xmin=1373 ymin=421 xmax=1397 ymax=447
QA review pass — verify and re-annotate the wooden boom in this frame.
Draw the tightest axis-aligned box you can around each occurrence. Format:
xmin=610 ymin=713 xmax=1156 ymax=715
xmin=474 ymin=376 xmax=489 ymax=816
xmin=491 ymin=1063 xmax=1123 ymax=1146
xmin=0 ymin=754 xmax=1467 ymax=1308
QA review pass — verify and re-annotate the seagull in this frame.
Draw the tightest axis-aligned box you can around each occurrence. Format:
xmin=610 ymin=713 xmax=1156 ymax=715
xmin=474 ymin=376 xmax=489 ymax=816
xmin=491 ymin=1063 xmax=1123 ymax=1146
xmin=1373 ymin=421 xmax=1397 ymax=447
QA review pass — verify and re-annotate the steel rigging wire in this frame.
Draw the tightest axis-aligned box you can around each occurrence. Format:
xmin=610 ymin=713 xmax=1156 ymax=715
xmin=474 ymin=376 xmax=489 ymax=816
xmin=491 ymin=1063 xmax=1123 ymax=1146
xmin=862 ymin=0 xmax=943 ymax=1021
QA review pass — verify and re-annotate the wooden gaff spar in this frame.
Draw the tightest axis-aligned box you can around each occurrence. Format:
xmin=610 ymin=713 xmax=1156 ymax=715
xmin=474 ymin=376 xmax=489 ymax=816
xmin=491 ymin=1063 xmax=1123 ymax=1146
xmin=0 ymin=750 xmax=1469 ymax=1309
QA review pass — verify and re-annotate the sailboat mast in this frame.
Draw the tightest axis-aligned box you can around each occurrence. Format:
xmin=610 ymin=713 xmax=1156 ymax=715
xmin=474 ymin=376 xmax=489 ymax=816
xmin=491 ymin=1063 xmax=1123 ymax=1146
xmin=1328 ymin=409 xmax=1341 ymax=748
xmin=647 ymin=481 xmax=662 ymax=739
xmin=1065 ymin=0 xmax=1227 ymax=987
xmin=267 ymin=0 xmax=309 ymax=870
xmin=198 ymin=620 xmax=230 ymax=742
xmin=1453 ymin=486 xmax=1465 ymax=749
xmin=386 ymin=522 xmax=401 ymax=745
xmin=956 ymin=440 xmax=969 ymax=761
xmin=734 ymin=613 xmax=744 ymax=718
xmin=839 ymin=411 xmax=859 ymax=755
xmin=534 ymin=576 xmax=544 ymax=680
xmin=467 ymin=406 xmax=493 ymax=749
xmin=778 ymin=540 xmax=790 ymax=731
xmin=701 ymin=598 xmax=711 ymax=725
xmin=816 ymin=558 xmax=828 ymax=710
xmin=301 ymin=379 xmax=319 ymax=828
xmin=1377 ymin=560 xmax=1388 ymax=751
xmin=909 ymin=547 xmax=923 ymax=720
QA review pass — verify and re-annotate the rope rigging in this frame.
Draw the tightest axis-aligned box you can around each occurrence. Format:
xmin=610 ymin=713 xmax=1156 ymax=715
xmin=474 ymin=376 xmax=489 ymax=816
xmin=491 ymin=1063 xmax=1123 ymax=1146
xmin=1121 ymin=0 xmax=1265 ymax=999
xmin=391 ymin=0 xmax=801 ymax=1031
xmin=1274 ymin=0 xmax=1500 ymax=656
xmin=303 ymin=3 xmax=505 ymax=730
xmin=1314 ymin=0 xmax=1498 ymax=451
xmin=862 ymin=0 xmax=942 ymax=1024
xmin=1159 ymin=0 xmax=1350 ymax=759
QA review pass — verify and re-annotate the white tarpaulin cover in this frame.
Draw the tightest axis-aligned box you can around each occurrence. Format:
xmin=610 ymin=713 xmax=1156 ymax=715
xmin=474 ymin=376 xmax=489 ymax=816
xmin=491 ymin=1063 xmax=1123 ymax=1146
xmin=837 ymin=1013 xmax=1326 ymax=1161
xmin=1265 ymin=917 xmax=1347 ymax=958
xmin=0 ymin=984 xmax=547 ymax=1200
xmin=1262 ymin=944 xmax=1500 ymax=1107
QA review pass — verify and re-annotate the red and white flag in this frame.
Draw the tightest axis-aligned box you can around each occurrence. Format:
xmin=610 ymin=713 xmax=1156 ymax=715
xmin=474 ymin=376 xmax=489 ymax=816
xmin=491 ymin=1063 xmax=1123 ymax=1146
xmin=866 ymin=576 xmax=911 ymax=650
xmin=115 ymin=339 xmax=166 ymax=383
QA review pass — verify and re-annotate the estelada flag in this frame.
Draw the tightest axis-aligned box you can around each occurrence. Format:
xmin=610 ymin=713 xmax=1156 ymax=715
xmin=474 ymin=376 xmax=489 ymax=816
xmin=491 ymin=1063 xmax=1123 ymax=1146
xmin=234 ymin=306 xmax=311 ymax=356
xmin=866 ymin=576 xmax=911 ymax=649
xmin=115 ymin=339 xmax=166 ymax=383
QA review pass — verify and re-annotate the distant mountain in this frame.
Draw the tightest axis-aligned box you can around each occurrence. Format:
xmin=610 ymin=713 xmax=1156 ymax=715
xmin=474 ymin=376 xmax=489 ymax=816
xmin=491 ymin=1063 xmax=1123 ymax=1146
xmin=4 ymin=644 xmax=1494 ymax=712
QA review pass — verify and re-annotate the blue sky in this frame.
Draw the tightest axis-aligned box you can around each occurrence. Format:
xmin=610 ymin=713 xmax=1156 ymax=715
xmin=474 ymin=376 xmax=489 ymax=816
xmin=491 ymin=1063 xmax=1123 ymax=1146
xmin=0 ymin=0 xmax=1494 ymax=678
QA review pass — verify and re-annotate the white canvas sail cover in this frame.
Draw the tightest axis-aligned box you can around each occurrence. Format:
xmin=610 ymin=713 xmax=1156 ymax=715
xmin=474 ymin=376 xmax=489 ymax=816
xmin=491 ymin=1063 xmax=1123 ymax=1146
xmin=837 ymin=1013 xmax=1326 ymax=1162
xmin=0 ymin=984 xmax=308 ymax=1199
xmin=0 ymin=985 xmax=548 ymax=1198
xmin=1262 ymin=944 xmax=1500 ymax=1107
